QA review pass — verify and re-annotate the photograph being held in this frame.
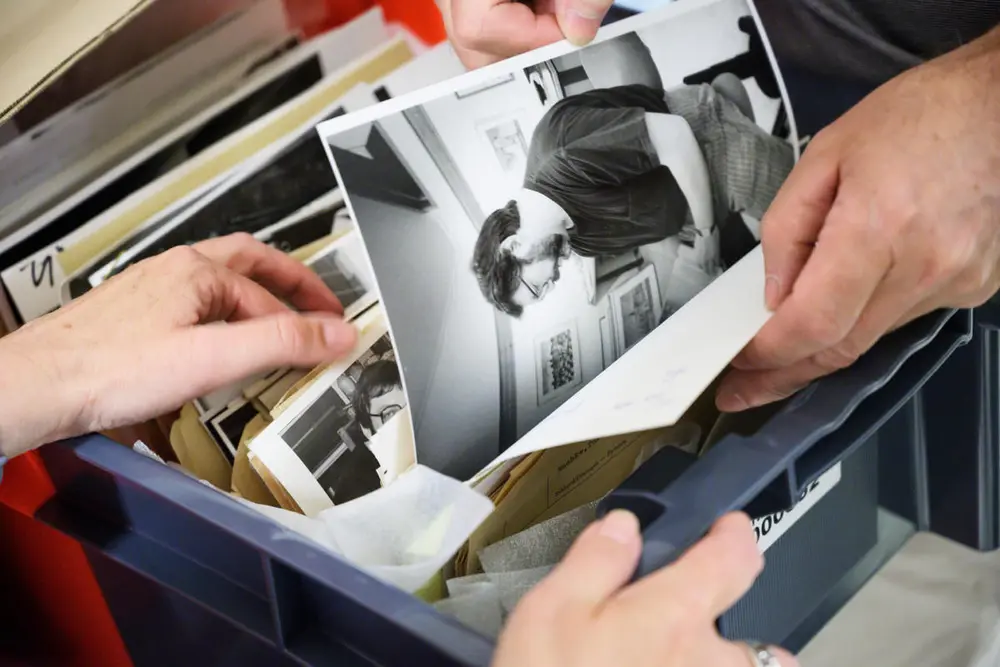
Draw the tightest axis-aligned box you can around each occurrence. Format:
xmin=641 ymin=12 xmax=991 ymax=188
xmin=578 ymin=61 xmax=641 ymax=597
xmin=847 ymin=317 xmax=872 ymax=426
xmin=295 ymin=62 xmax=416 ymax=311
xmin=471 ymin=31 xmax=794 ymax=318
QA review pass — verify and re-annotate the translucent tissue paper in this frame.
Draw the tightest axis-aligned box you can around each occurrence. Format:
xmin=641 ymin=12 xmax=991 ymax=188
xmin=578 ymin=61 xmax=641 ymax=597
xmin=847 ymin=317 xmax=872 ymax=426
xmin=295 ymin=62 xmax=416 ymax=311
xmin=241 ymin=464 xmax=495 ymax=593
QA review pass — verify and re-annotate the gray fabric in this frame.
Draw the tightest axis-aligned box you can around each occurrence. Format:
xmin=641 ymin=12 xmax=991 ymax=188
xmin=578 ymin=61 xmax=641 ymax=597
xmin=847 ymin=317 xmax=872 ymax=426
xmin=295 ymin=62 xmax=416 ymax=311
xmin=756 ymin=0 xmax=1000 ymax=85
xmin=663 ymin=85 xmax=794 ymax=225
xmin=801 ymin=532 xmax=1000 ymax=667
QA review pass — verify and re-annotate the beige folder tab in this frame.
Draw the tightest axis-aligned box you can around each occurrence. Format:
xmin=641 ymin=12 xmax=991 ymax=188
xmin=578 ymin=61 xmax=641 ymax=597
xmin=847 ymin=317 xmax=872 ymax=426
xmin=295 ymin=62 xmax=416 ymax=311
xmin=0 ymin=0 xmax=154 ymax=120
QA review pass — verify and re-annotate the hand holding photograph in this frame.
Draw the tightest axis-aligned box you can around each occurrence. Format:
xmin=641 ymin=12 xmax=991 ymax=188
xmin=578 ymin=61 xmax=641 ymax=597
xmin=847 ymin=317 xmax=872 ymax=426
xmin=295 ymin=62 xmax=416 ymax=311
xmin=317 ymin=0 xmax=798 ymax=482
xmin=303 ymin=230 xmax=379 ymax=321
xmin=249 ymin=307 xmax=414 ymax=515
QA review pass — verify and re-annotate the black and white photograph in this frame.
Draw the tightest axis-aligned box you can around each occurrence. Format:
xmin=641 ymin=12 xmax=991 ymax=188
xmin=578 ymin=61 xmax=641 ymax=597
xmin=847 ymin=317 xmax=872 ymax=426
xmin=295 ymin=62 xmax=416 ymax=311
xmin=88 ymin=106 xmax=346 ymax=286
xmin=208 ymin=399 xmax=260 ymax=463
xmin=304 ymin=230 xmax=379 ymax=321
xmin=272 ymin=328 xmax=409 ymax=508
xmin=255 ymin=191 xmax=352 ymax=254
xmin=322 ymin=0 xmax=798 ymax=480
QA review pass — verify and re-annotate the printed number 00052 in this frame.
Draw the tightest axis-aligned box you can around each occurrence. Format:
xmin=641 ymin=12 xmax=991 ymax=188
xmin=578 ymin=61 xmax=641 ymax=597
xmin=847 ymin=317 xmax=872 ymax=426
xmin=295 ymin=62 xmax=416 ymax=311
xmin=753 ymin=478 xmax=823 ymax=544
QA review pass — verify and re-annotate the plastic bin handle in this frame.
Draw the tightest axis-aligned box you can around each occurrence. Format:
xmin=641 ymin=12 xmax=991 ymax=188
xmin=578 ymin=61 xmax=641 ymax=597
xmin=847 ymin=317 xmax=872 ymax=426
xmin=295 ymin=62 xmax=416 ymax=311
xmin=600 ymin=308 xmax=972 ymax=579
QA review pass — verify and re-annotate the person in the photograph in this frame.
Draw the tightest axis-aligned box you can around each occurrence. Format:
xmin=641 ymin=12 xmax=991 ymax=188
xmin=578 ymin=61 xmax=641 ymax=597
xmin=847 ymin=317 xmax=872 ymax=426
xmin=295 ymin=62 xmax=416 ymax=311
xmin=472 ymin=32 xmax=794 ymax=317
xmin=316 ymin=420 xmax=383 ymax=504
xmin=352 ymin=358 xmax=406 ymax=438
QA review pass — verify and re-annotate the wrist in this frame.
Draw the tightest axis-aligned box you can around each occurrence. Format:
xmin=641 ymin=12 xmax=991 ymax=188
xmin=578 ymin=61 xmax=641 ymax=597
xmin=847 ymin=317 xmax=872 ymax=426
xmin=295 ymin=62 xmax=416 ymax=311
xmin=0 ymin=333 xmax=88 ymax=458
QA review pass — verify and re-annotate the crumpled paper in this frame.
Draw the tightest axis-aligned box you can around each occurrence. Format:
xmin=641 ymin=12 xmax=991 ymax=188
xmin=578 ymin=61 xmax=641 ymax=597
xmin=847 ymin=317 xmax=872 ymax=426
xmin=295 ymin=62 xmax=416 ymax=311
xmin=132 ymin=436 xmax=494 ymax=596
xmin=435 ymin=502 xmax=599 ymax=636
xmin=237 ymin=464 xmax=494 ymax=594
xmin=479 ymin=501 xmax=598 ymax=575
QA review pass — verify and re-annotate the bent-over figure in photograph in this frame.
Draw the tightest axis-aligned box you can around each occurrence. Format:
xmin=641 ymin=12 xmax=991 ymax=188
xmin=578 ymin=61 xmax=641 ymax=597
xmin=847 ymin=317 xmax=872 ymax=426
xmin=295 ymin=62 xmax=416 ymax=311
xmin=472 ymin=32 xmax=795 ymax=318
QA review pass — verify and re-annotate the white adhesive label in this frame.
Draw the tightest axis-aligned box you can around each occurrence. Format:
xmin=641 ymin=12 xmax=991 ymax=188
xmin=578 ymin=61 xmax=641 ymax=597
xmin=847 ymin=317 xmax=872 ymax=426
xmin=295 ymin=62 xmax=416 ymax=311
xmin=755 ymin=463 xmax=842 ymax=553
xmin=2 ymin=247 xmax=66 ymax=322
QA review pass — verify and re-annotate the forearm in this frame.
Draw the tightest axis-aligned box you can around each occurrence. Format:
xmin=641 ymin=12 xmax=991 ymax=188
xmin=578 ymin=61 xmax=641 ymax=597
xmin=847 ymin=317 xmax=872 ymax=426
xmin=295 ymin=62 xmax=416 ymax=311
xmin=0 ymin=334 xmax=82 ymax=459
xmin=644 ymin=113 xmax=714 ymax=231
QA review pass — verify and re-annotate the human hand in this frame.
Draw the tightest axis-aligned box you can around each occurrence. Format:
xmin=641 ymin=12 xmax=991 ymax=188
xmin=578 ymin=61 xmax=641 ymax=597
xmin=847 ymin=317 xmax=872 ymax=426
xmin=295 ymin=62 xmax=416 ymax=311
xmin=492 ymin=510 xmax=797 ymax=667
xmin=716 ymin=28 xmax=1000 ymax=412
xmin=0 ymin=233 xmax=357 ymax=458
xmin=437 ymin=0 xmax=613 ymax=70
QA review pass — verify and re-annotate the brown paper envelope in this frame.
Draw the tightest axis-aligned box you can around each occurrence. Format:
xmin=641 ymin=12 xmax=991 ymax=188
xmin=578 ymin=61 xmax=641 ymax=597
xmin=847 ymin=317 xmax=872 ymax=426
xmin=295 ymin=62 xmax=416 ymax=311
xmin=269 ymin=363 xmax=331 ymax=419
xmin=462 ymin=429 xmax=675 ymax=576
xmin=231 ymin=415 xmax=279 ymax=507
xmin=175 ymin=402 xmax=232 ymax=491
xmin=253 ymin=369 xmax=308 ymax=415
xmin=101 ymin=419 xmax=174 ymax=462
xmin=249 ymin=452 xmax=304 ymax=514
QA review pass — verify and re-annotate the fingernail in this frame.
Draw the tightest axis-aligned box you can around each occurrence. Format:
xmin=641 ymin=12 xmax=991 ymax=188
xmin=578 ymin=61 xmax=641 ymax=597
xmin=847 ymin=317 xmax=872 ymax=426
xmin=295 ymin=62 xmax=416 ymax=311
xmin=717 ymin=389 xmax=750 ymax=413
xmin=599 ymin=510 xmax=640 ymax=545
xmin=764 ymin=274 xmax=781 ymax=310
xmin=563 ymin=8 xmax=602 ymax=45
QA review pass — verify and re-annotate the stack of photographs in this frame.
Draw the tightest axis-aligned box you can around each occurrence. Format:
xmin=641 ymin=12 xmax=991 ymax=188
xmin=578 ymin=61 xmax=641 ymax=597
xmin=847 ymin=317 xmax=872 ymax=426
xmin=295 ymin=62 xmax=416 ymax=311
xmin=197 ymin=226 xmax=382 ymax=467
xmin=0 ymin=7 xmax=396 ymax=328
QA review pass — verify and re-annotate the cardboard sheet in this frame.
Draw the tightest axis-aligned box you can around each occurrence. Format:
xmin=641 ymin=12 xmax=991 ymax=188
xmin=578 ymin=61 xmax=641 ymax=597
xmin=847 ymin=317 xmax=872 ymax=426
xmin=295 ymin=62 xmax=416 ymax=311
xmin=0 ymin=0 xmax=154 ymax=120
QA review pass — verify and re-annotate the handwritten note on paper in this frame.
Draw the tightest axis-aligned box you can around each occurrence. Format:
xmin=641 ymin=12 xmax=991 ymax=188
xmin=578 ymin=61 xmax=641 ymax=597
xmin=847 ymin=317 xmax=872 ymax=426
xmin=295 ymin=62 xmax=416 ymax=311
xmin=1 ymin=245 xmax=66 ymax=322
xmin=490 ymin=247 xmax=773 ymax=468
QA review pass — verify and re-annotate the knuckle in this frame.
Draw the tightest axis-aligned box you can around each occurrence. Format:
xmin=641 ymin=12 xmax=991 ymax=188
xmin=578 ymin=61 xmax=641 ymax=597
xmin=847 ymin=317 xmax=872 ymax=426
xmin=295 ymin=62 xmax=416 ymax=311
xmin=751 ymin=373 xmax=800 ymax=404
xmin=162 ymin=244 xmax=203 ymax=268
xmin=227 ymin=231 xmax=257 ymax=250
xmin=452 ymin=16 xmax=484 ymax=48
xmin=271 ymin=316 xmax=308 ymax=357
xmin=951 ymin=260 xmax=994 ymax=303
xmin=812 ymin=338 xmax=864 ymax=372
xmin=873 ymin=184 xmax=921 ymax=236
xmin=797 ymin=306 xmax=850 ymax=348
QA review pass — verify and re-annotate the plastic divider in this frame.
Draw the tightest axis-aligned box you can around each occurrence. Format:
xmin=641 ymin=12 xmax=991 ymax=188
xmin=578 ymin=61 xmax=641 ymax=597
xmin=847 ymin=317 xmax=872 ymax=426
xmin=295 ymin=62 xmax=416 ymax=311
xmin=600 ymin=309 xmax=974 ymax=578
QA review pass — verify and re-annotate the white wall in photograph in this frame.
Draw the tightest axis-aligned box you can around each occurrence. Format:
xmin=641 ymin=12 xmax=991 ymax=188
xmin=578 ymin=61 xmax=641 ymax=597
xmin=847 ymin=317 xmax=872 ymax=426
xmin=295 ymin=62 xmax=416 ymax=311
xmin=421 ymin=77 xmax=544 ymax=211
xmin=631 ymin=0 xmax=780 ymax=129
xmin=337 ymin=112 xmax=502 ymax=477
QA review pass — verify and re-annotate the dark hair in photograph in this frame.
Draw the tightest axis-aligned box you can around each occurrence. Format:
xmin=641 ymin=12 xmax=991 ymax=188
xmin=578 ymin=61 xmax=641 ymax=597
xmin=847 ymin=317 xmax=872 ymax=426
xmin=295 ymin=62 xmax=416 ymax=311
xmin=471 ymin=199 xmax=524 ymax=318
xmin=352 ymin=360 xmax=402 ymax=432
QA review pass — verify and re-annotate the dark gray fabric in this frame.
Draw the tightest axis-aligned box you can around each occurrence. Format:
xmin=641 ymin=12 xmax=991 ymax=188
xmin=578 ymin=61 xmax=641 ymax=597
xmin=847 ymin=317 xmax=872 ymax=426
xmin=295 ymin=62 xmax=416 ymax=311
xmin=756 ymin=0 xmax=1000 ymax=85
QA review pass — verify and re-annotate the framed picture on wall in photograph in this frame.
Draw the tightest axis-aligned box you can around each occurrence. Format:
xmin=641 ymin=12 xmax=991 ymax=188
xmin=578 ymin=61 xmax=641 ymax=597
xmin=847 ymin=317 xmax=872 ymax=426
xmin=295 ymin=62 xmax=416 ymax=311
xmin=608 ymin=264 xmax=662 ymax=358
xmin=534 ymin=320 xmax=584 ymax=406
xmin=482 ymin=118 xmax=528 ymax=173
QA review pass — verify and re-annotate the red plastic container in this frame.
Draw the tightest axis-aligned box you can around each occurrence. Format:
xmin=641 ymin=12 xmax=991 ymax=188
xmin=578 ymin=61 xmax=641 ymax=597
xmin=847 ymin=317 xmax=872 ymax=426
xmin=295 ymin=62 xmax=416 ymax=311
xmin=0 ymin=453 xmax=132 ymax=667
xmin=287 ymin=0 xmax=447 ymax=45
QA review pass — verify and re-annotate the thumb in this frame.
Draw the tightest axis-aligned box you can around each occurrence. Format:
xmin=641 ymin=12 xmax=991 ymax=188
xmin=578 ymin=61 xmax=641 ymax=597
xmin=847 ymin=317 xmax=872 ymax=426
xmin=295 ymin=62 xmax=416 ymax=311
xmin=559 ymin=0 xmax=613 ymax=46
xmin=172 ymin=313 xmax=358 ymax=396
xmin=759 ymin=142 xmax=839 ymax=309
xmin=531 ymin=510 xmax=641 ymax=610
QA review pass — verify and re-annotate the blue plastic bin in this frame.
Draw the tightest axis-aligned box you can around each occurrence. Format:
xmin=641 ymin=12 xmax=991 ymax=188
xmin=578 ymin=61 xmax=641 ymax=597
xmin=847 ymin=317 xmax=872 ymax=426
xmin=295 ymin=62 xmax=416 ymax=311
xmin=26 ymin=307 xmax=972 ymax=666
